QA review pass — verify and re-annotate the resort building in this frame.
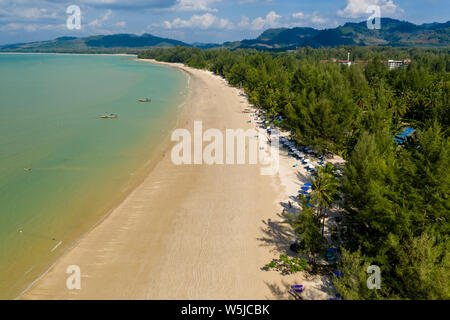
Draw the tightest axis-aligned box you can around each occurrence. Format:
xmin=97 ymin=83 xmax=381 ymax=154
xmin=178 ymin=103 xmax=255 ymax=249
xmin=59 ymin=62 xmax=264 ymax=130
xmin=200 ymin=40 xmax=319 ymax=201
xmin=387 ymin=59 xmax=411 ymax=70
xmin=320 ymin=57 xmax=412 ymax=70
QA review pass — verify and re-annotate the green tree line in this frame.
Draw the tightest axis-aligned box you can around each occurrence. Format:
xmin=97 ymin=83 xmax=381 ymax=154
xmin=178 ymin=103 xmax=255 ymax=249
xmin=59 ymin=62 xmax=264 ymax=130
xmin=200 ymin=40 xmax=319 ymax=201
xmin=139 ymin=46 xmax=449 ymax=299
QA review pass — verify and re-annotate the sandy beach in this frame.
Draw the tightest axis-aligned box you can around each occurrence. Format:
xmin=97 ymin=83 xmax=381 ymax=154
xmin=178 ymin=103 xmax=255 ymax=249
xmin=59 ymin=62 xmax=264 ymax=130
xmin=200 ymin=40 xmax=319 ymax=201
xmin=20 ymin=59 xmax=337 ymax=300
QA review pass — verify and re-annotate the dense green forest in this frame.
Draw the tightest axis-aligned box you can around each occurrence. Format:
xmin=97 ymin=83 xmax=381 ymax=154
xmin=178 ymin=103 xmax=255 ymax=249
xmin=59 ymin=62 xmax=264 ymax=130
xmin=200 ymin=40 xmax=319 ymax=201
xmin=139 ymin=46 xmax=449 ymax=299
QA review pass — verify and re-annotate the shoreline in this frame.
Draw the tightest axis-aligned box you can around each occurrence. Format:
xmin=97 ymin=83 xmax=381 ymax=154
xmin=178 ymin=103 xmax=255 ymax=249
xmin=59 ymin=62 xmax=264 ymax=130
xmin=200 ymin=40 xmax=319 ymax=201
xmin=11 ymin=58 xmax=191 ymax=300
xmin=0 ymin=52 xmax=137 ymax=56
xmin=20 ymin=59 xmax=336 ymax=300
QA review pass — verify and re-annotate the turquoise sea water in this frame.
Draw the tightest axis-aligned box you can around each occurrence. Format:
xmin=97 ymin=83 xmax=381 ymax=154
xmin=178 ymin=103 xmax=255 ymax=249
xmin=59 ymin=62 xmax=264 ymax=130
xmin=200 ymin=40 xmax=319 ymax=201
xmin=0 ymin=54 xmax=188 ymax=299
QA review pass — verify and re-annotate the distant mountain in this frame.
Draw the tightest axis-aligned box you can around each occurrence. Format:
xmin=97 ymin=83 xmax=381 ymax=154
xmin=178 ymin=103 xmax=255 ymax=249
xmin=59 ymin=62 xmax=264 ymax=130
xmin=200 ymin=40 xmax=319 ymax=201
xmin=0 ymin=33 xmax=190 ymax=52
xmin=0 ymin=18 xmax=448 ymax=53
xmin=191 ymin=42 xmax=221 ymax=49
xmin=225 ymin=18 xmax=450 ymax=50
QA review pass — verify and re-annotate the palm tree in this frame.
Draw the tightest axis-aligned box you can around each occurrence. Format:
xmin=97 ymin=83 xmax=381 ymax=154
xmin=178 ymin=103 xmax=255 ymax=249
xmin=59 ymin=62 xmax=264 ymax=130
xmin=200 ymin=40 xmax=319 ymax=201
xmin=311 ymin=163 xmax=340 ymax=236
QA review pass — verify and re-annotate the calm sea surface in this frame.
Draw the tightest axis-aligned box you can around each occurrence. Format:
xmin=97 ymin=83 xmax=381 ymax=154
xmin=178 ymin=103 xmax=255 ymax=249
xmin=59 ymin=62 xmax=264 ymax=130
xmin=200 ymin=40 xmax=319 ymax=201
xmin=0 ymin=53 xmax=188 ymax=298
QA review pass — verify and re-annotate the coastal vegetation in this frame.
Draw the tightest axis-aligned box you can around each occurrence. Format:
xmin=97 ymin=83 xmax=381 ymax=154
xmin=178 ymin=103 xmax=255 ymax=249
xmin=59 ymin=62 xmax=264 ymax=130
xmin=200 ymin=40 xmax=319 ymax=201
xmin=139 ymin=45 xmax=449 ymax=300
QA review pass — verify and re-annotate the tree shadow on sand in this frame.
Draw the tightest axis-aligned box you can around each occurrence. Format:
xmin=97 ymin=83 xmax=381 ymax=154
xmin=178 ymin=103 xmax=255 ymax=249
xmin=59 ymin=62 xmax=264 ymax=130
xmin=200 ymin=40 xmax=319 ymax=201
xmin=264 ymin=280 xmax=299 ymax=300
xmin=258 ymin=209 xmax=293 ymax=254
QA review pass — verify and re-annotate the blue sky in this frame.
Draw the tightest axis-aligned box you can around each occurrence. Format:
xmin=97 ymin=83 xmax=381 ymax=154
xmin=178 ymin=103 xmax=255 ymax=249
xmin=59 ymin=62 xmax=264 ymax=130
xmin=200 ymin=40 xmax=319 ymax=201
xmin=0 ymin=0 xmax=448 ymax=45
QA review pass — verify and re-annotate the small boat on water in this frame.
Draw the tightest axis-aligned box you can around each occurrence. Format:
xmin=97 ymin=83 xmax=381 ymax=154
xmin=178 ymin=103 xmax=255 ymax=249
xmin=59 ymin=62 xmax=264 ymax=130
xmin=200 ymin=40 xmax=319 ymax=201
xmin=138 ymin=98 xmax=152 ymax=102
xmin=24 ymin=168 xmax=31 ymax=172
xmin=101 ymin=114 xmax=118 ymax=119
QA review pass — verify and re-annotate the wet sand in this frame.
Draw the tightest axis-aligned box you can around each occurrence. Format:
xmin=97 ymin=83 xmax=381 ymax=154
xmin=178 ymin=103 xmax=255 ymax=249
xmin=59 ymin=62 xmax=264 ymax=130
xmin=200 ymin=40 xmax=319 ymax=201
xmin=21 ymin=59 xmax=335 ymax=300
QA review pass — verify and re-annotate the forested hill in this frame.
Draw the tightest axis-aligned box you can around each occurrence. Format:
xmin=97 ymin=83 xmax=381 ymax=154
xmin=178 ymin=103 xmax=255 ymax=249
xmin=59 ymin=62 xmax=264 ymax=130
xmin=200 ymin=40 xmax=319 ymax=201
xmin=0 ymin=33 xmax=190 ymax=53
xmin=1 ymin=18 xmax=449 ymax=53
xmin=224 ymin=18 xmax=450 ymax=50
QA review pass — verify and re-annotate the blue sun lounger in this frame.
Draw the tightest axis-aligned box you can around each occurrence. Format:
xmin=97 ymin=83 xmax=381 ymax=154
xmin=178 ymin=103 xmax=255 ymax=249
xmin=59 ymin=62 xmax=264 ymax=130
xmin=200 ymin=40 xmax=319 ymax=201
xmin=291 ymin=285 xmax=304 ymax=293
xmin=329 ymin=293 xmax=341 ymax=300
xmin=333 ymin=270 xmax=344 ymax=278
xmin=325 ymin=253 xmax=336 ymax=261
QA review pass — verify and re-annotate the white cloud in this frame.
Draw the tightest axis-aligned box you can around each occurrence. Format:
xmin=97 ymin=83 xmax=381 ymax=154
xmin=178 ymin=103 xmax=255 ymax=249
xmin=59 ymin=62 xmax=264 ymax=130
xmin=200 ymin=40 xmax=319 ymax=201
xmin=164 ymin=13 xmax=234 ymax=29
xmin=338 ymin=0 xmax=402 ymax=18
xmin=172 ymin=0 xmax=221 ymax=12
xmin=237 ymin=16 xmax=250 ymax=28
xmin=292 ymin=12 xmax=305 ymax=20
xmin=116 ymin=21 xmax=126 ymax=27
xmin=238 ymin=0 xmax=274 ymax=4
xmin=0 ymin=5 xmax=59 ymax=23
xmin=310 ymin=12 xmax=328 ymax=24
xmin=88 ymin=9 xmax=113 ymax=28
xmin=102 ymin=9 xmax=113 ymax=21
xmin=288 ymin=12 xmax=331 ymax=29
xmin=250 ymin=11 xmax=281 ymax=30
xmin=0 ymin=22 xmax=63 ymax=32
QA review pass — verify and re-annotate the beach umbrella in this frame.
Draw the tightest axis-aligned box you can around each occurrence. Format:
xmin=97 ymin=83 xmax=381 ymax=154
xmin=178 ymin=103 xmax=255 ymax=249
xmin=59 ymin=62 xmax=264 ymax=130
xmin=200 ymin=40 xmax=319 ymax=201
xmin=300 ymin=191 xmax=309 ymax=195
xmin=303 ymin=159 xmax=310 ymax=163
xmin=306 ymin=203 xmax=313 ymax=208
xmin=304 ymin=183 xmax=312 ymax=187
xmin=301 ymin=187 xmax=310 ymax=191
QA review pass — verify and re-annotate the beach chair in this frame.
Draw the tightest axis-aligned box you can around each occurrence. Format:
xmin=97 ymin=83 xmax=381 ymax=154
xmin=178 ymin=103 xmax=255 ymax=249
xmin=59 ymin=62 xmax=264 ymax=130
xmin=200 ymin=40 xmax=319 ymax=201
xmin=333 ymin=270 xmax=344 ymax=278
xmin=291 ymin=285 xmax=304 ymax=293
xmin=290 ymin=285 xmax=304 ymax=299
xmin=289 ymin=285 xmax=305 ymax=300
xmin=325 ymin=253 xmax=336 ymax=261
